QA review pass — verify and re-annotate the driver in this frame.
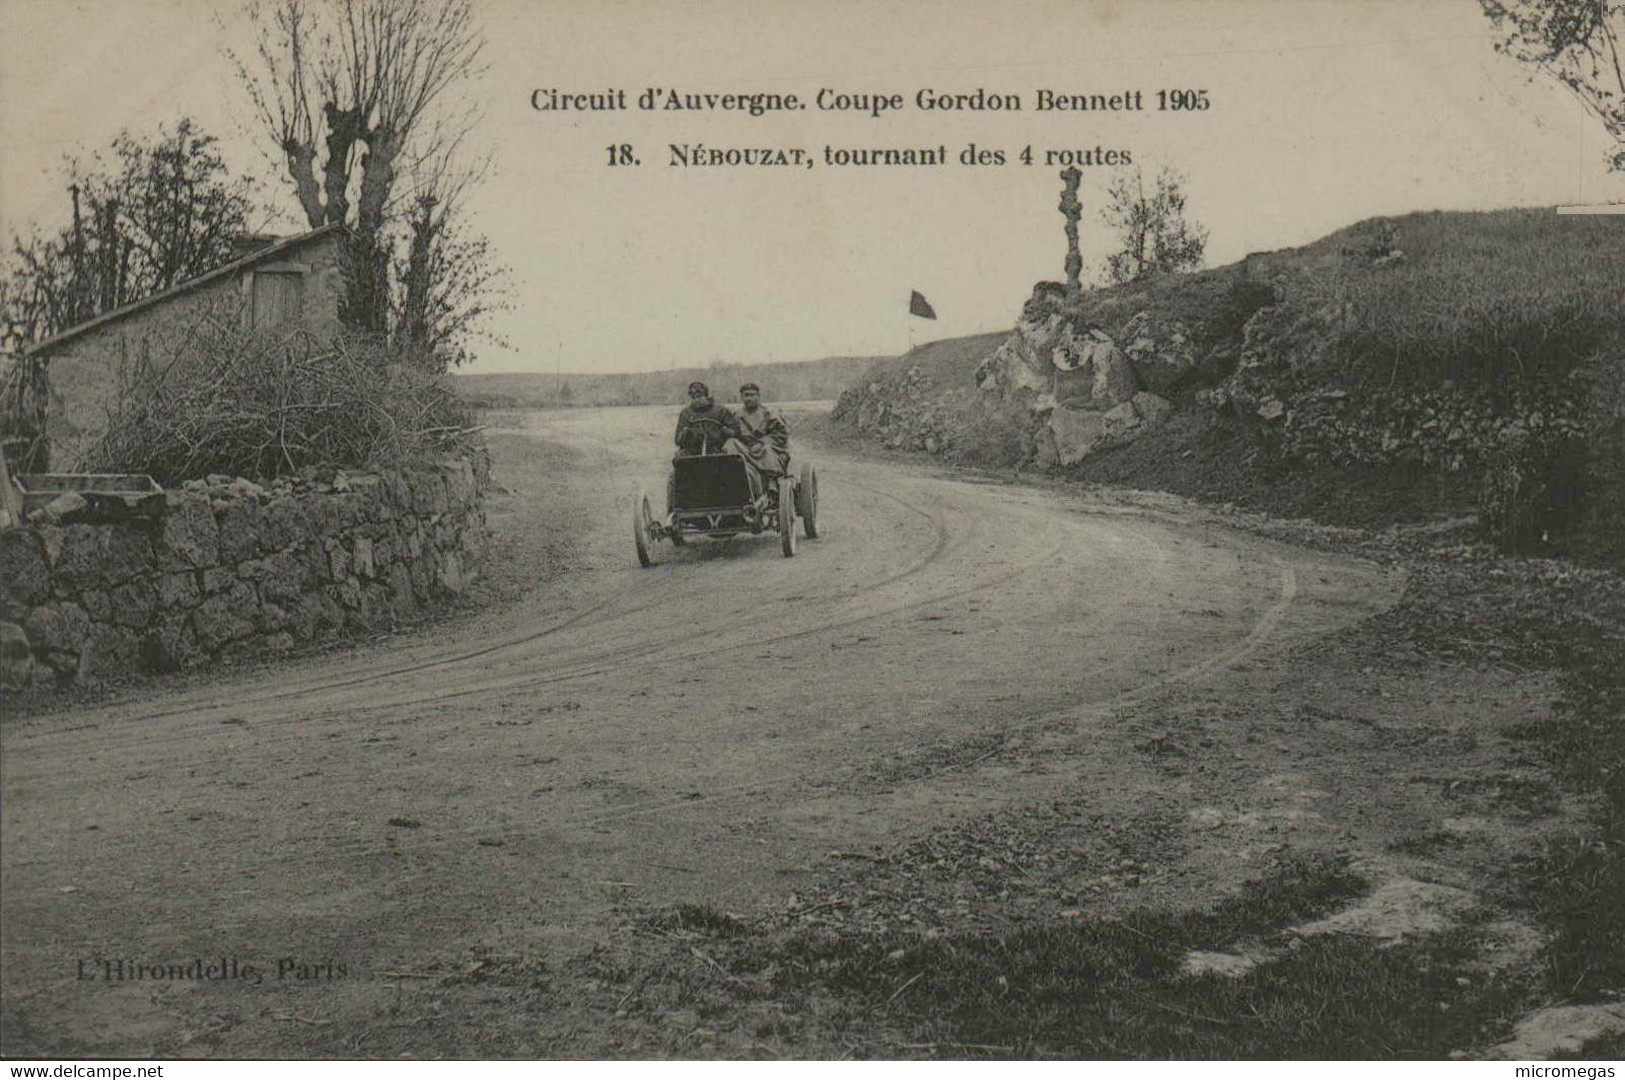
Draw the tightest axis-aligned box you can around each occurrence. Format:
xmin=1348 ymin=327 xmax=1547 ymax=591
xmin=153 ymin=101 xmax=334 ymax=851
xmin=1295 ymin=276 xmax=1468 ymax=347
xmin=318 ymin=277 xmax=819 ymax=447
xmin=734 ymin=382 xmax=789 ymax=478
xmin=674 ymin=381 xmax=741 ymax=457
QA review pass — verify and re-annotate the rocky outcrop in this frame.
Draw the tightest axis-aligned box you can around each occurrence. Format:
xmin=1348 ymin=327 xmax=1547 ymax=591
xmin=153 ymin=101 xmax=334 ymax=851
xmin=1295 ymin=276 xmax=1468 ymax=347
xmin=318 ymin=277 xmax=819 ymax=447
xmin=976 ymin=307 xmax=1138 ymax=413
xmin=1 ymin=454 xmax=487 ymax=690
xmin=834 ymin=269 xmax=1277 ymax=470
xmin=974 ymin=283 xmax=1187 ymax=464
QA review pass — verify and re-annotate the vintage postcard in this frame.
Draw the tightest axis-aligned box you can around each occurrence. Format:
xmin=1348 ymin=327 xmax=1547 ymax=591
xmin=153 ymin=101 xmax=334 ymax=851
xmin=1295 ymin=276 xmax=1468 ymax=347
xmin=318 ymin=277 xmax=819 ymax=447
xmin=2 ymin=0 xmax=1622 ymax=1066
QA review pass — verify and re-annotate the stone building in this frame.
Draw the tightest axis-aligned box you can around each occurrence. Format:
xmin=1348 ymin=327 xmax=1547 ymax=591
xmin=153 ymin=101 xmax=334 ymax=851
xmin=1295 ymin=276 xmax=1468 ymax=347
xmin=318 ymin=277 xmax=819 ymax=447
xmin=12 ymin=224 xmax=348 ymax=470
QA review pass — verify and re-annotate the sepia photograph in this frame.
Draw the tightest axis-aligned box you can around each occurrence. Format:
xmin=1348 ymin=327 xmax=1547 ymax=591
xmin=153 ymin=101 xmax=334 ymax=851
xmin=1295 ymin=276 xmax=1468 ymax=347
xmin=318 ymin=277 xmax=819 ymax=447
xmin=2 ymin=0 xmax=1623 ymax=1065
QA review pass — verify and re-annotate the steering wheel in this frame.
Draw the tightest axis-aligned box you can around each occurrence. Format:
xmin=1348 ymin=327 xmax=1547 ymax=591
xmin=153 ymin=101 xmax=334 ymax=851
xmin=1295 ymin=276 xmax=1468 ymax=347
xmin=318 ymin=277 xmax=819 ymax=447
xmin=683 ymin=415 xmax=730 ymax=453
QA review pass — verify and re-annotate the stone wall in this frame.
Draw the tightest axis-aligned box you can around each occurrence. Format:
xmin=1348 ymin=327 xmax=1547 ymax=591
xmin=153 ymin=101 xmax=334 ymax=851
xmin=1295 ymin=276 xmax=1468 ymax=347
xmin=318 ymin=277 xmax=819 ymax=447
xmin=0 ymin=454 xmax=486 ymax=690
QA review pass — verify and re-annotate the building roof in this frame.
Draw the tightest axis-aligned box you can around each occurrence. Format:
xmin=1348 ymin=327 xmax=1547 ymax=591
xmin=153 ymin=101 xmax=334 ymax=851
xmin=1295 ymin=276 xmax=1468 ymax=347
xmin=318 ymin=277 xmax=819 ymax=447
xmin=23 ymin=223 xmax=347 ymax=357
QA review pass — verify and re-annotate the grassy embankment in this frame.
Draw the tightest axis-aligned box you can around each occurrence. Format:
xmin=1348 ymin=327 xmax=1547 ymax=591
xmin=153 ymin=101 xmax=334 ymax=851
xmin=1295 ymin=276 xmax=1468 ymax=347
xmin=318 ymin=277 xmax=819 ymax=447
xmin=838 ymin=210 xmax=1625 ymax=555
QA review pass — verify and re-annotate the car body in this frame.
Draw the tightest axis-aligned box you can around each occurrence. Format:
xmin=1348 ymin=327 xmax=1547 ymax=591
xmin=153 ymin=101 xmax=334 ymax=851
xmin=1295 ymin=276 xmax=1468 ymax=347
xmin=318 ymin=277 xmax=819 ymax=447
xmin=634 ymin=452 xmax=818 ymax=564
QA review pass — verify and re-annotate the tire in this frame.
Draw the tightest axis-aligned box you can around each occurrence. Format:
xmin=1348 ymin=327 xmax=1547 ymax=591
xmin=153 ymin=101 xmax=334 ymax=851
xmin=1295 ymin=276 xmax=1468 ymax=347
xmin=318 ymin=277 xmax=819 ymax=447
xmin=633 ymin=493 xmax=656 ymax=567
xmin=797 ymin=462 xmax=819 ymax=539
xmin=778 ymin=476 xmax=797 ymax=557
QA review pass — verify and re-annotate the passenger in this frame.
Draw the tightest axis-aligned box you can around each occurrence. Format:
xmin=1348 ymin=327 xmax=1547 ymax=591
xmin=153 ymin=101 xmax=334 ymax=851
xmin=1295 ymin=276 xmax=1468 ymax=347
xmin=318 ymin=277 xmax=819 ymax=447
xmin=733 ymin=382 xmax=790 ymax=478
xmin=674 ymin=381 xmax=741 ymax=457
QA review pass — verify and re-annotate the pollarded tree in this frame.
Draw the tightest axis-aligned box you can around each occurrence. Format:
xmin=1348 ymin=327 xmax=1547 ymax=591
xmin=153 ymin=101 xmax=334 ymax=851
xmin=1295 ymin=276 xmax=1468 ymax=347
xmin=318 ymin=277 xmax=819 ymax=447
xmin=1480 ymin=0 xmax=1625 ymax=171
xmin=1101 ymin=166 xmax=1208 ymax=285
xmin=228 ymin=0 xmax=488 ymax=339
xmin=391 ymin=147 xmax=510 ymax=368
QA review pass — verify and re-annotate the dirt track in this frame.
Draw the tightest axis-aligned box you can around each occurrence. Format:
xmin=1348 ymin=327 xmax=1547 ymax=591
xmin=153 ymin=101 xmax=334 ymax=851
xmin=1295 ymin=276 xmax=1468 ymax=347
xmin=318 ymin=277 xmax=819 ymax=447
xmin=6 ymin=405 xmax=1558 ymax=1058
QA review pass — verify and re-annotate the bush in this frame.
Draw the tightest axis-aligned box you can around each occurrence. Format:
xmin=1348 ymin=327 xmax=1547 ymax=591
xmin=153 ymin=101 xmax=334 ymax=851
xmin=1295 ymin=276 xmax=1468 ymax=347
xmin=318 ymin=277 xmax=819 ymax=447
xmin=89 ymin=322 xmax=478 ymax=484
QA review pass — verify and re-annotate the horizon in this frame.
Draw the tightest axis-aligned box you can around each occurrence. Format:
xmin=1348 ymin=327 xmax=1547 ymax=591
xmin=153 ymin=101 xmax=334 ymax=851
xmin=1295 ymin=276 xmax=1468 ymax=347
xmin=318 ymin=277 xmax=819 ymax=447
xmin=454 ymin=326 xmax=1012 ymax=379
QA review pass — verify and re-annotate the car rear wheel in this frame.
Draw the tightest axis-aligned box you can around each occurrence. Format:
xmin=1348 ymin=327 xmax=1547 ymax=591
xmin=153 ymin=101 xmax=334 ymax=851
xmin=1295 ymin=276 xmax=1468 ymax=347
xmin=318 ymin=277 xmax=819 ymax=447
xmin=778 ymin=477 xmax=797 ymax=557
xmin=797 ymin=463 xmax=819 ymax=538
xmin=633 ymin=493 xmax=656 ymax=566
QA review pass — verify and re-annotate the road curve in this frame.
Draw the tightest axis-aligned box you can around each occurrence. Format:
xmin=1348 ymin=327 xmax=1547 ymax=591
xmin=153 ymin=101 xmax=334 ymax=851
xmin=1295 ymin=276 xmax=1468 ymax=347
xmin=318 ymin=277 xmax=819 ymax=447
xmin=0 ymin=405 xmax=1398 ymax=1056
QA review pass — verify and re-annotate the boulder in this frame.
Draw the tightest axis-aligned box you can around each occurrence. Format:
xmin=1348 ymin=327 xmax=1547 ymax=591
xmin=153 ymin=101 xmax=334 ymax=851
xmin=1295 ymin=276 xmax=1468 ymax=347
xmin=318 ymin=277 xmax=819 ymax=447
xmin=352 ymin=536 xmax=376 ymax=578
xmin=215 ymin=499 xmax=264 ymax=564
xmin=239 ymin=551 xmax=309 ymax=604
xmin=257 ymin=602 xmax=291 ymax=633
xmin=1121 ymin=311 xmax=1199 ymax=393
xmin=25 ymin=602 xmax=91 ymax=654
xmin=0 ymin=530 xmax=50 ymax=606
xmin=159 ymin=493 xmax=218 ymax=570
xmin=192 ymin=582 xmax=258 ymax=651
xmin=1101 ymin=400 xmax=1141 ymax=444
xmin=77 ymin=624 xmax=140 ymax=681
xmin=258 ymin=495 xmax=311 ymax=552
xmin=296 ymin=590 xmax=345 ymax=636
xmin=324 ymin=538 xmax=352 ymax=581
xmin=1043 ymin=390 xmax=1174 ymax=466
xmin=199 ymin=567 xmax=235 ymax=595
xmin=1047 ymin=404 xmax=1109 ymax=466
xmin=157 ymin=571 xmax=201 ymax=610
xmin=80 ymin=590 xmax=112 ymax=622
xmin=1 ymin=621 xmax=35 ymax=686
xmin=109 ymin=580 xmax=158 ymax=629
xmin=150 ymin=614 xmax=207 ymax=670
xmin=387 ymin=562 xmax=418 ymax=614
xmin=51 ymin=525 xmax=108 ymax=590
xmin=330 ymin=575 xmax=363 ymax=610
xmin=439 ymin=552 xmax=470 ymax=594
xmin=102 ymin=523 xmax=154 ymax=585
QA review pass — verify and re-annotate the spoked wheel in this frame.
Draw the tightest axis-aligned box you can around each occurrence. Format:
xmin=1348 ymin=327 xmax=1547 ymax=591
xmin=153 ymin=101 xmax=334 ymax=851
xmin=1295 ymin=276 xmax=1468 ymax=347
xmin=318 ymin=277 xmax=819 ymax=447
xmin=778 ymin=476 xmax=797 ymax=557
xmin=633 ymin=493 xmax=657 ymax=567
xmin=796 ymin=462 xmax=819 ymax=538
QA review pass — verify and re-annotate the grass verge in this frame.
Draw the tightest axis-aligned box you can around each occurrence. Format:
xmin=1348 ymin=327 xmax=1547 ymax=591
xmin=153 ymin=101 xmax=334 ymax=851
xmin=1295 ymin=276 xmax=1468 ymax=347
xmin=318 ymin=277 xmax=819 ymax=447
xmin=652 ymin=857 xmax=1534 ymax=1059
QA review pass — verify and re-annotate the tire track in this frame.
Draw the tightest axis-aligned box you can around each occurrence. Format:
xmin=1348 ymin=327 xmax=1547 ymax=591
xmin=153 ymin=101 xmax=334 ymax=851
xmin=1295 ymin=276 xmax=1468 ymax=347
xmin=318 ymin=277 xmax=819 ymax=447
xmin=4 ymin=473 xmax=960 ymax=756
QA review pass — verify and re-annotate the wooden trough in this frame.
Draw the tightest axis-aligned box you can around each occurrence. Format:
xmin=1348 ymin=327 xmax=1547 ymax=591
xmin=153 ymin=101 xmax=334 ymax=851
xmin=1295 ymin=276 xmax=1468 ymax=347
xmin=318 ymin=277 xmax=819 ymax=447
xmin=10 ymin=472 xmax=165 ymax=518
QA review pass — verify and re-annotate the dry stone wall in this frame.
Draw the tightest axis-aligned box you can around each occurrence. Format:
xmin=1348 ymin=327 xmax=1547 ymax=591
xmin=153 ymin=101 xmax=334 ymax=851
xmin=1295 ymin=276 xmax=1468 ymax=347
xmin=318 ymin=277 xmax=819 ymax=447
xmin=0 ymin=454 xmax=486 ymax=690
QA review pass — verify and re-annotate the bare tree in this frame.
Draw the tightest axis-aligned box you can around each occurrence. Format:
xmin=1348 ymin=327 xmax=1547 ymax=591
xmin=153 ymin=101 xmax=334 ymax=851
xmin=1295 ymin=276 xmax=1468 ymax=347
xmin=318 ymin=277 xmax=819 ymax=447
xmin=1101 ymin=166 xmax=1208 ymax=285
xmin=391 ymin=144 xmax=509 ymax=367
xmin=1481 ymin=0 xmax=1625 ymax=171
xmin=228 ymin=0 xmax=487 ymax=336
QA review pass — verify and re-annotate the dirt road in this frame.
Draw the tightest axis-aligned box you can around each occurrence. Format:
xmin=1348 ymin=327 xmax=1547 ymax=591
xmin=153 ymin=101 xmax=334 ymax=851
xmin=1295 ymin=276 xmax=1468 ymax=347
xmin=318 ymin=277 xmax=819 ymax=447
xmin=2 ymin=405 xmax=1459 ymax=1056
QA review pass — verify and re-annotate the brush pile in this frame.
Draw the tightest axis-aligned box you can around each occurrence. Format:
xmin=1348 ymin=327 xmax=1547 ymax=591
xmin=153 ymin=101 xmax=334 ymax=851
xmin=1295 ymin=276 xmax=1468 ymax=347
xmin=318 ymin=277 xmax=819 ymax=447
xmin=90 ymin=324 xmax=479 ymax=485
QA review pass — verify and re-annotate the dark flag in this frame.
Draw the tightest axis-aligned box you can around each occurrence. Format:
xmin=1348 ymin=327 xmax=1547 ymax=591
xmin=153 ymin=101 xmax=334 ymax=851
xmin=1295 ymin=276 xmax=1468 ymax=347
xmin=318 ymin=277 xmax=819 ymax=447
xmin=909 ymin=290 xmax=937 ymax=320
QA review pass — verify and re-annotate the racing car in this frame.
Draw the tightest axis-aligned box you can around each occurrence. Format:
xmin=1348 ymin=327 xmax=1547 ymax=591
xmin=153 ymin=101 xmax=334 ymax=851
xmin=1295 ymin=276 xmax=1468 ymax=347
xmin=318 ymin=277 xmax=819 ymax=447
xmin=633 ymin=439 xmax=818 ymax=565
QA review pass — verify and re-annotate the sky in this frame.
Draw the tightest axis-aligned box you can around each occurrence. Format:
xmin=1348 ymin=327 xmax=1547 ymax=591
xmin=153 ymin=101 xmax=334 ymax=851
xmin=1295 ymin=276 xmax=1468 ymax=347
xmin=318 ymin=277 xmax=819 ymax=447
xmin=2 ymin=0 xmax=1622 ymax=375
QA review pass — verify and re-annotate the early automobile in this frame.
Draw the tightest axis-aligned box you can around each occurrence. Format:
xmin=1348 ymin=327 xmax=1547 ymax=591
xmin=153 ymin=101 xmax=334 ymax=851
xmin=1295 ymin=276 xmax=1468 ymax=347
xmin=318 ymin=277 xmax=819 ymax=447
xmin=633 ymin=443 xmax=818 ymax=565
